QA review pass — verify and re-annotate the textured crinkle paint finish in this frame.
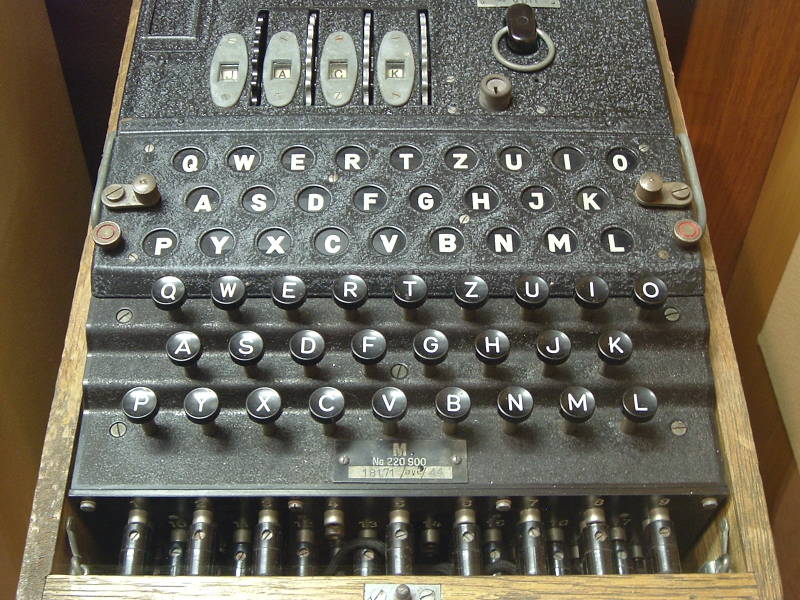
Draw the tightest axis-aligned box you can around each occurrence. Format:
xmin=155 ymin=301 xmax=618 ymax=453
xmin=123 ymin=0 xmax=671 ymax=128
xmin=73 ymin=0 xmax=725 ymax=554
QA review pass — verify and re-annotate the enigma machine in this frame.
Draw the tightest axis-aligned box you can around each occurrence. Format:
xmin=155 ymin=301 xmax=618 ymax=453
xmin=37 ymin=0 xmax=748 ymax=590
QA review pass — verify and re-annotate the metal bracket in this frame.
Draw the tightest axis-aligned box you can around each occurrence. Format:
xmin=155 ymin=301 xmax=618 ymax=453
xmin=364 ymin=584 xmax=442 ymax=600
xmin=634 ymin=172 xmax=694 ymax=208
xmin=65 ymin=517 xmax=90 ymax=576
xmin=101 ymin=173 xmax=161 ymax=209
xmin=699 ymin=518 xmax=732 ymax=573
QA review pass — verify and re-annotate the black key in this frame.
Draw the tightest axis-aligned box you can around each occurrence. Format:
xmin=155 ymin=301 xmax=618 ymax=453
xmin=559 ymin=387 xmax=596 ymax=423
xmin=435 ymin=387 xmax=471 ymax=434
xmin=515 ymin=275 xmax=549 ymax=310
xmin=454 ymin=275 xmax=489 ymax=310
xmin=351 ymin=329 xmax=388 ymax=365
xmin=475 ymin=329 xmax=511 ymax=365
xmin=166 ymin=331 xmax=202 ymax=366
xmin=574 ymin=276 xmax=610 ymax=309
xmin=151 ymin=276 xmax=187 ymax=310
xmin=633 ymin=275 xmax=668 ymax=309
xmin=333 ymin=275 xmax=368 ymax=310
xmin=121 ymin=387 xmax=159 ymax=425
xmin=228 ymin=330 xmax=265 ymax=366
xmin=535 ymin=330 xmax=571 ymax=365
xmin=393 ymin=274 xmax=428 ymax=309
xmin=289 ymin=330 xmax=326 ymax=366
xmin=184 ymin=388 xmax=220 ymax=425
xmin=597 ymin=330 xmax=633 ymax=365
xmin=496 ymin=386 xmax=534 ymax=432
xmin=309 ymin=387 xmax=345 ymax=435
xmin=211 ymin=275 xmax=247 ymax=310
xmin=372 ymin=387 xmax=408 ymax=435
xmin=272 ymin=276 xmax=307 ymax=311
xmin=413 ymin=329 xmax=449 ymax=366
xmin=621 ymin=387 xmax=658 ymax=424
xmin=245 ymin=388 xmax=283 ymax=425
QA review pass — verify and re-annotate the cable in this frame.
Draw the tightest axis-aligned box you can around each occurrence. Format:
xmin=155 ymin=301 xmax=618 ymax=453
xmin=677 ymin=132 xmax=707 ymax=234
xmin=323 ymin=539 xmax=387 ymax=576
xmin=90 ymin=132 xmax=117 ymax=227
xmin=486 ymin=559 xmax=518 ymax=575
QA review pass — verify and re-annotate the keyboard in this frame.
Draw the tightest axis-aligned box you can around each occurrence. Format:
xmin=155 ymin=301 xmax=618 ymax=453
xmin=71 ymin=0 xmax=725 ymax=577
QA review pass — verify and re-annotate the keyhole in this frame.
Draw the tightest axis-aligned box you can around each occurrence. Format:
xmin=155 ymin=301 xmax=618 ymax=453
xmin=488 ymin=78 xmax=505 ymax=95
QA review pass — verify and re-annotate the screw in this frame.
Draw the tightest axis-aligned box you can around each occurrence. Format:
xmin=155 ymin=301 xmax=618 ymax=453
xmin=672 ymin=184 xmax=691 ymax=200
xmin=448 ymin=106 xmax=459 ymax=115
xmin=328 ymin=172 xmax=340 ymax=183
xmin=462 ymin=530 xmax=476 ymax=542
xmin=658 ymin=526 xmax=672 ymax=538
xmin=671 ymin=420 xmax=688 ymax=436
xmin=593 ymin=498 xmax=605 ymax=507
xmin=288 ymin=499 xmax=304 ymax=513
xmin=701 ymin=497 xmax=719 ymax=510
xmin=144 ymin=144 xmax=155 ymax=153
xmin=495 ymin=497 xmax=512 ymax=512
xmin=129 ymin=530 xmax=141 ymax=542
xmin=128 ymin=253 xmax=139 ymax=262
xmin=446 ymin=75 xmax=456 ymax=83
xmin=663 ymin=306 xmax=680 ymax=322
xmin=395 ymin=584 xmax=412 ymax=600
xmin=419 ymin=590 xmax=436 ymax=600
xmin=459 ymin=214 xmax=470 ymax=224
xmin=235 ymin=551 xmax=247 ymax=561
xmin=594 ymin=530 xmax=608 ymax=542
xmin=297 ymin=547 xmax=311 ymax=558
xmin=658 ymin=249 xmax=670 ymax=260
xmin=394 ymin=528 xmax=409 ymax=540
xmin=261 ymin=529 xmax=274 ymax=541
xmin=638 ymin=143 xmax=650 ymax=153
xmin=528 ymin=526 xmax=541 ymax=538
xmin=116 ymin=308 xmax=133 ymax=324
xmin=79 ymin=499 xmax=97 ymax=513
xmin=339 ymin=455 xmax=350 ymax=465
xmin=451 ymin=455 xmax=462 ymax=465
xmin=658 ymin=497 xmax=670 ymax=506
xmin=536 ymin=105 xmax=547 ymax=114
xmin=390 ymin=363 xmax=409 ymax=380
xmin=109 ymin=422 xmax=127 ymax=438
xmin=104 ymin=184 xmax=126 ymax=202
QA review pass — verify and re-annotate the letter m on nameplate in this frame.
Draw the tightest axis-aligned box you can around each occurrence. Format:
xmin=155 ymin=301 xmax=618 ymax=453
xmin=393 ymin=443 xmax=407 ymax=457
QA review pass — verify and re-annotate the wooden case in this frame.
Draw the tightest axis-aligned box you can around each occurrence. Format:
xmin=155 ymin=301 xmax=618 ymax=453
xmin=16 ymin=1 xmax=782 ymax=598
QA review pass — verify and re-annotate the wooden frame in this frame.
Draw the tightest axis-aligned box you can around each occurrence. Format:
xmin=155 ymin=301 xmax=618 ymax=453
xmin=16 ymin=1 xmax=783 ymax=598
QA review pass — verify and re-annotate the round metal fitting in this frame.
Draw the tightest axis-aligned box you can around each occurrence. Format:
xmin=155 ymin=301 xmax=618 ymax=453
xmin=92 ymin=221 xmax=122 ymax=248
xmin=491 ymin=26 xmax=556 ymax=72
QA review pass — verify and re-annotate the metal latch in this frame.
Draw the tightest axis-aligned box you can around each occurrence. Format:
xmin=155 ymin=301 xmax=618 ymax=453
xmin=101 ymin=173 xmax=161 ymax=209
xmin=365 ymin=583 xmax=442 ymax=600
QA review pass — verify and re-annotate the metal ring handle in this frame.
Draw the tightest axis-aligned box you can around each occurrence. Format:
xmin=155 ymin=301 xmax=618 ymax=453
xmin=491 ymin=26 xmax=556 ymax=73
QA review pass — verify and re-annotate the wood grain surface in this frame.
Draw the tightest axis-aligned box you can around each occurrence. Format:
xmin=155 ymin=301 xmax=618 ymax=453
xmin=14 ymin=4 xmax=142 ymax=600
xmin=42 ymin=574 xmax=760 ymax=600
xmin=17 ymin=1 xmax=782 ymax=598
xmin=725 ymin=79 xmax=800 ymax=599
xmin=648 ymin=3 xmax=781 ymax=595
xmin=677 ymin=0 xmax=800 ymax=290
